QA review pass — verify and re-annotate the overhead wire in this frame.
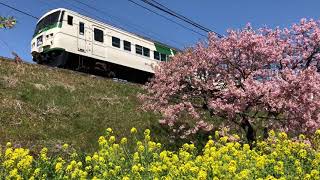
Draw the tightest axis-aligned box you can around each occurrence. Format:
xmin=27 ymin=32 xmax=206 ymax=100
xmin=141 ymin=0 xmax=210 ymax=32
xmin=0 ymin=1 xmax=40 ymax=58
xmin=146 ymin=0 xmax=211 ymax=31
xmin=127 ymin=0 xmax=206 ymax=38
xmin=36 ymin=0 xmax=184 ymax=47
xmin=139 ymin=0 xmax=223 ymax=38
xmin=68 ymin=0 xmax=185 ymax=47
xmin=0 ymin=0 xmax=191 ymax=49
xmin=0 ymin=37 xmax=12 ymax=52
xmin=38 ymin=0 xmax=118 ymax=27
xmin=0 ymin=2 xmax=39 ymax=19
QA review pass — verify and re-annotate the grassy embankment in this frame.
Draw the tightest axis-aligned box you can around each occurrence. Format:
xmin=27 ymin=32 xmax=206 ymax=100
xmin=0 ymin=57 xmax=163 ymax=152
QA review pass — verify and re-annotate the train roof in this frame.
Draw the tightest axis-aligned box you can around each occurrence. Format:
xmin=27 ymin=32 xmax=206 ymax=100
xmin=38 ymin=8 xmax=180 ymax=53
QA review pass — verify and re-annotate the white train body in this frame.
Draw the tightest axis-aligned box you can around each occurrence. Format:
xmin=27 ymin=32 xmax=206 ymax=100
xmin=31 ymin=8 xmax=177 ymax=79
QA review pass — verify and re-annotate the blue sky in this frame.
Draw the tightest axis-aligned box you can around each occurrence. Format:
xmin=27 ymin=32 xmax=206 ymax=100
xmin=0 ymin=0 xmax=320 ymax=62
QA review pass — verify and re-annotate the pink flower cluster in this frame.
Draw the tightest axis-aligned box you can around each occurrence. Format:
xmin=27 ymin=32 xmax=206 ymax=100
xmin=140 ymin=19 xmax=320 ymax=140
xmin=0 ymin=16 xmax=16 ymax=29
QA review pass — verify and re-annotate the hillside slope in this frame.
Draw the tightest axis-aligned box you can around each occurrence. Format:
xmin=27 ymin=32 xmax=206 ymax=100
xmin=0 ymin=58 xmax=161 ymax=152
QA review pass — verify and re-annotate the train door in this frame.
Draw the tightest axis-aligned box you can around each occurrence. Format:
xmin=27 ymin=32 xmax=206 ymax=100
xmin=77 ymin=22 xmax=86 ymax=52
xmin=85 ymin=25 xmax=92 ymax=54
xmin=92 ymin=25 xmax=106 ymax=58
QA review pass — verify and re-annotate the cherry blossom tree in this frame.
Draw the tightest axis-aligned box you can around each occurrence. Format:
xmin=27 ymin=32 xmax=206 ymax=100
xmin=0 ymin=16 xmax=16 ymax=29
xmin=140 ymin=19 xmax=320 ymax=144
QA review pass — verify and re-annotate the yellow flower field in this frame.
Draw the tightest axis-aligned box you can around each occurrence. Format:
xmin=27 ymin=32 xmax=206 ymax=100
xmin=1 ymin=128 xmax=320 ymax=179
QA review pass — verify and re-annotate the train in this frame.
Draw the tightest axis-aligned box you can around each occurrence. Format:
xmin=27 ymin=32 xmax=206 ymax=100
xmin=30 ymin=8 xmax=178 ymax=82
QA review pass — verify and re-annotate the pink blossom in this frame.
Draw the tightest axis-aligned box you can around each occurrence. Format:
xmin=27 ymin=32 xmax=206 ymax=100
xmin=139 ymin=18 xmax=320 ymax=141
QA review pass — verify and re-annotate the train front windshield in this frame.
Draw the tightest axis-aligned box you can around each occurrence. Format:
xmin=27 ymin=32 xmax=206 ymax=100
xmin=34 ymin=11 xmax=61 ymax=36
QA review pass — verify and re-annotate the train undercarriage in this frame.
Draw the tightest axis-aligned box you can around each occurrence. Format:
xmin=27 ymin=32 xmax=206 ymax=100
xmin=32 ymin=50 xmax=153 ymax=84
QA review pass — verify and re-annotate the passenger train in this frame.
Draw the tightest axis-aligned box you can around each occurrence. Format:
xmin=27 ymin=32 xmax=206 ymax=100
xmin=31 ymin=8 xmax=178 ymax=82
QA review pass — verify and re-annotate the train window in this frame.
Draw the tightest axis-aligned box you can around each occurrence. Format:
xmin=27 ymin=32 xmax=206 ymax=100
xmin=94 ymin=28 xmax=104 ymax=42
xmin=67 ymin=15 xmax=73 ymax=25
xmin=154 ymin=51 xmax=160 ymax=60
xmin=124 ymin=40 xmax=131 ymax=51
xmin=160 ymin=53 xmax=167 ymax=61
xmin=79 ymin=22 xmax=84 ymax=35
xmin=112 ymin=37 xmax=120 ymax=48
xmin=136 ymin=45 xmax=142 ymax=55
xmin=34 ymin=11 xmax=60 ymax=36
xmin=143 ymin=47 xmax=150 ymax=57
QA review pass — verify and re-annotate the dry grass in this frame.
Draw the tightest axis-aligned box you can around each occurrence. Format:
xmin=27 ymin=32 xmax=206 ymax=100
xmin=0 ymin=58 xmax=165 ymax=153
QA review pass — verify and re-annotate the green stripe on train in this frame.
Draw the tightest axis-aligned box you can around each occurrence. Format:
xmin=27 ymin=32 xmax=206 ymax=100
xmin=43 ymin=47 xmax=65 ymax=54
xmin=155 ymin=43 xmax=177 ymax=55
xmin=33 ymin=22 xmax=62 ymax=37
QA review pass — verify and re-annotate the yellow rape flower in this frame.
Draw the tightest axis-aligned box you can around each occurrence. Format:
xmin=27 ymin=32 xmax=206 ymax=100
xmin=220 ymin=136 xmax=228 ymax=143
xmin=5 ymin=147 xmax=13 ymax=158
xmin=33 ymin=168 xmax=41 ymax=176
xmin=98 ymin=136 xmax=107 ymax=146
xmin=109 ymin=136 xmax=116 ymax=143
xmin=144 ymin=129 xmax=151 ymax=136
xmin=9 ymin=168 xmax=18 ymax=178
xmin=130 ymin=127 xmax=137 ymax=134
xmin=138 ymin=145 xmax=145 ymax=153
xmin=85 ymin=156 xmax=92 ymax=163
xmin=55 ymin=162 xmax=63 ymax=173
xmin=17 ymin=155 xmax=33 ymax=170
xmin=279 ymin=132 xmax=288 ymax=140
xmin=299 ymin=134 xmax=306 ymax=140
xmin=243 ymin=144 xmax=250 ymax=151
xmin=62 ymin=143 xmax=69 ymax=150
xmin=198 ymin=170 xmax=207 ymax=180
xmin=40 ymin=147 xmax=48 ymax=161
xmin=269 ymin=130 xmax=276 ymax=138
xmin=132 ymin=165 xmax=140 ymax=173
xmin=228 ymin=160 xmax=237 ymax=174
xmin=121 ymin=137 xmax=128 ymax=144
xmin=311 ymin=170 xmax=319 ymax=178
xmin=274 ymin=161 xmax=284 ymax=175
xmin=92 ymin=153 xmax=99 ymax=161
xmin=106 ymin=128 xmax=113 ymax=133
xmin=145 ymin=135 xmax=151 ymax=141
xmin=6 ymin=142 xmax=12 ymax=147
xmin=299 ymin=149 xmax=307 ymax=159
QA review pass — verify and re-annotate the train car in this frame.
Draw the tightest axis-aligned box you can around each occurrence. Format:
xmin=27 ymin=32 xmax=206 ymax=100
xmin=31 ymin=8 xmax=178 ymax=82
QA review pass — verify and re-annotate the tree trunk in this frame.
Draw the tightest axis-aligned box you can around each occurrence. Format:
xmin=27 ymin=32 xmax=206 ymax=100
xmin=240 ymin=118 xmax=256 ymax=147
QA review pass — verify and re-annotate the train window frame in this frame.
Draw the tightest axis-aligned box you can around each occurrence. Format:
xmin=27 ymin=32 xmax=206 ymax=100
xmin=160 ymin=53 xmax=167 ymax=61
xmin=135 ymin=45 xmax=143 ymax=55
xmin=112 ymin=37 xmax=120 ymax=48
xmin=59 ymin=11 xmax=65 ymax=23
xmin=79 ymin=22 xmax=84 ymax=35
xmin=94 ymin=28 xmax=104 ymax=43
xmin=154 ymin=51 xmax=160 ymax=60
xmin=67 ymin=15 xmax=73 ymax=25
xmin=143 ymin=47 xmax=150 ymax=57
xmin=123 ymin=40 xmax=131 ymax=51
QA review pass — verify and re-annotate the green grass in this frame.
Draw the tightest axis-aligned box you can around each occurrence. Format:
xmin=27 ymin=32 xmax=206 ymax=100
xmin=0 ymin=58 xmax=165 ymax=153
